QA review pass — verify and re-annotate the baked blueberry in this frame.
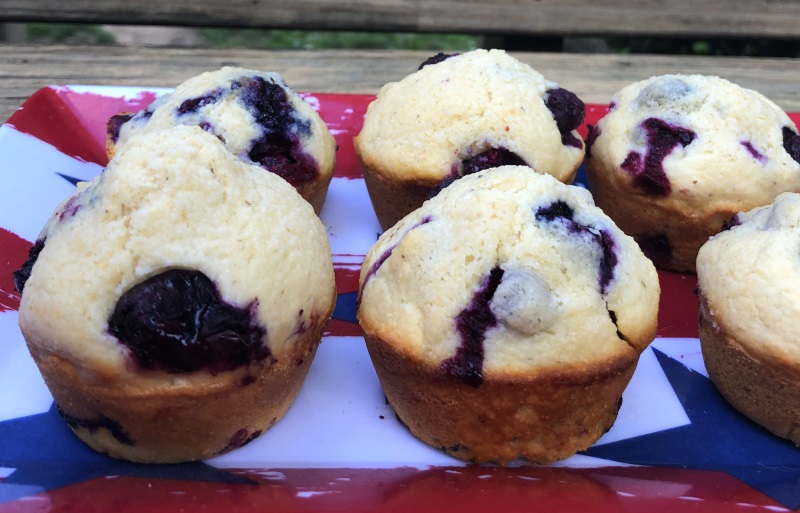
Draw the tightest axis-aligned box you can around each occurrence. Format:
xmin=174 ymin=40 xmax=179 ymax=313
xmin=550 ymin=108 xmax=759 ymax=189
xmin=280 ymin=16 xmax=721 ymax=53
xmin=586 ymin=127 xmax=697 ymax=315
xmin=461 ymin=147 xmax=527 ymax=176
xmin=536 ymin=200 xmax=618 ymax=294
xmin=355 ymin=49 xmax=586 ymax=231
xmin=358 ymin=166 xmax=659 ymax=465
xmin=108 ymin=269 xmax=268 ymax=374
xmin=783 ymin=127 xmax=800 ymax=164
xmin=12 ymin=239 xmax=45 ymax=294
xmin=721 ymin=214 xmax=741 ymax=231
xmin=177 ymin=89 xmax=224 ymax=115
xmin=545 ymin=87 xmax=586 ymax=148
xmin=418 ymin=52 xmax=459 ymax=70
xmin=18 ymin=126 xmax=336 ymax=463
xmin=441 ymin=267 xmax=504 ymax=387
xmin=107 ymin=67 xmax=337 ymax=214
xmin=620 ymin=118 xmax=695 ymax=196
xmin=585 ymin=74 xmax=800 ymax=273
xmin=636 ymin=233 xmax=672 ymax=266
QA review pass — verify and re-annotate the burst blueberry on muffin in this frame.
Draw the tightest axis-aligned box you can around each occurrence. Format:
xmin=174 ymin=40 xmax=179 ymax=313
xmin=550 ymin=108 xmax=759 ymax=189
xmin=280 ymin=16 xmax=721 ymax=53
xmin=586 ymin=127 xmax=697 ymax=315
xmin=354 ymin=49 xmax=586 ymax=230
xmin=586 ymin=74 xmax=800 ymax=272
xmin=16 ymin=126 xmax=336 ymax=463
xmin=357 ymin=166 xmax=659 ymax=464
xmin=107 ymin=67 xmax=337 ymax=214
xmin=697 ymin=192 xmax=800 ymax=444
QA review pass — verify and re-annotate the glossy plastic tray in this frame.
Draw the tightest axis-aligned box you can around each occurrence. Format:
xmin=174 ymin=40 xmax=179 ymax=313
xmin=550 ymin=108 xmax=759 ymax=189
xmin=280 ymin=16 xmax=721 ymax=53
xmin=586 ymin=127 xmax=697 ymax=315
xmin=0 ymin=86 xmax=798 ymax=513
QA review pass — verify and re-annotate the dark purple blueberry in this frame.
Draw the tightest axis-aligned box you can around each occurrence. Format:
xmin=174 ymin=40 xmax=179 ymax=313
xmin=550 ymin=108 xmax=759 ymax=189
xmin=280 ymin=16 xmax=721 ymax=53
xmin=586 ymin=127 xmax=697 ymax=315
xmin=535 ymin=200 xmax=574 ymax=222
xmin=585 ymin=124 xmax=601 ymax=158
xmin=637 ymin=233 xmax=672 ymax=266
xmin=12 ymin=238 xmax=45 ymax=294
xmin=108 ymin=269 xmax=269 ymax=374
xmin=363 ymin=247 xmax=395 ymax=289
xmin=721 ymin=214 xmax=741 ymax=231
xmin=535 ymin=200 xmax=618 ymax=294
xmin=360 ymin=217 xmax=434 ymax=291
xmin=427 ymin=174 xmax=460 ymax=199
xmin=461 ymin=147 xmax=526 ymax=176
xmin=783 ymin=126 xmax=800 ymax=164
xmin=741 ymin=141 xmax=767 ymax=164
xmin=562 ymin=132 xmax=583 ymax=149
xmin=418 ymin=52 xmax=459 ymax=70
xmin=545 ymin=88 xmax=586 ymax=145
xmin=621 ymin=118 xmax=695 ymax=196
xmin=177 ymin=89 xmax=224 ymax=115
xmin=441 ymin=267 xmax=504 ymax=388
xmin=238 ymin=76 xmax=318 ymax=186
xmin=57 ymin=405 xmax=133 ymax=445
xmin=217 ymin=428 xmax=263 ymax=454
xmin=594 ymin=230 xmax=618 ymax=295
xmin=106 ymin=113 xmax=135 ymax=144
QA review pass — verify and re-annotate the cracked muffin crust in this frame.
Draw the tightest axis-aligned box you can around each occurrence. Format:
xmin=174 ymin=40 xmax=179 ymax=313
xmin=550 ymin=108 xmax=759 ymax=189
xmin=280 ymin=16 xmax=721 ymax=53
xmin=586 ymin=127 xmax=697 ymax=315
xmin=357 ymin=166 xmax=659 ymax=464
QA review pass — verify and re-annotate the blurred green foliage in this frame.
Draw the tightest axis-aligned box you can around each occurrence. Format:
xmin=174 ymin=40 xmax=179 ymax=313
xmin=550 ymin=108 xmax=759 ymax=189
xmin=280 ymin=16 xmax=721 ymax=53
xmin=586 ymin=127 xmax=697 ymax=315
xmin=199 ymin=28 xmax=478 ymax=50
xmin=18 ymin=23 xmax=800 ymax=57
xmin=25 ymin=23 xmax=114 ymax=45
xmin=607 ymin=37 xmax=800 ymax=57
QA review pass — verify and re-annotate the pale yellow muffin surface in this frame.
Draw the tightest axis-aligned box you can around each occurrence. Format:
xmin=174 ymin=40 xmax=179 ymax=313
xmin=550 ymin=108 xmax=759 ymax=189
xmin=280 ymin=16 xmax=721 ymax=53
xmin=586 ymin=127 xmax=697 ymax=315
xmin=110 ymin=67 xmax=336 ymax=212
xmin=587 ymin=74 xmax=800 ymax=272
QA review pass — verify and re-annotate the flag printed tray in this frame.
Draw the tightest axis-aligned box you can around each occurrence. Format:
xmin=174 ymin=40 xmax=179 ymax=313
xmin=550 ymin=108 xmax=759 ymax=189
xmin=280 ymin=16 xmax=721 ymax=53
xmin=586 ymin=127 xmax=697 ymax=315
xmin=0 ymin=85 xmax=799 ymax=513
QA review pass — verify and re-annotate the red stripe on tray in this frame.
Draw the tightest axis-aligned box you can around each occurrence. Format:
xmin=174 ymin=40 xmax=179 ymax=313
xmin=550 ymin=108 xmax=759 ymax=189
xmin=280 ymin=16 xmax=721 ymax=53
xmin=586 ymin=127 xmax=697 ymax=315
xmin=0 ymin=228 xmax=31 ymax=312
xmin=0 ymin=465 xmax=786 ymax=513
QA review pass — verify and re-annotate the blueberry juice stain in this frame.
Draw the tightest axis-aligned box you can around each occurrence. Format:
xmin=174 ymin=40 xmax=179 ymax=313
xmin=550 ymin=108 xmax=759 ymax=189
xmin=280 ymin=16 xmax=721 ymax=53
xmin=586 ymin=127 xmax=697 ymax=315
xmin=535 ymin=200 xmax=618 ymax=294
xmin=441 ymin=267 xmax=504 ymax=388
xmin=621 ymin=118 xmax=695 ymax=196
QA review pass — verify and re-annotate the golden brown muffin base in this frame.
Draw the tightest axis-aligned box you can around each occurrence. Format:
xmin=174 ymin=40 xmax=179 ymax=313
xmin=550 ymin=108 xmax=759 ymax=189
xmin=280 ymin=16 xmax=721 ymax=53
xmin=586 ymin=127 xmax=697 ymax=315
xmin=586 ymin=162 xmax=736 ymax=273
xmin=25 ymin=320 xmax=327 ymax=464
xmin=364 ymin=333 xmax=640 ymax=465
xmin=360 ymin=162 xmax=438 ymax=231
xmin=698 ymin=294 xmax=800 ymax=444
xmin=296 ymin=172 xmax=334 ymax=216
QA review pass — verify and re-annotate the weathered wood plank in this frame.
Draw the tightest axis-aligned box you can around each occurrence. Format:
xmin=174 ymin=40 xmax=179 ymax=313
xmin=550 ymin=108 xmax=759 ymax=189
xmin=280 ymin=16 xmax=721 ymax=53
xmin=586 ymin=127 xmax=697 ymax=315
xmin=2 ymin=45 xmax=799 ymax=123
xmin=2 ymin=0 xmax=800 ymax=39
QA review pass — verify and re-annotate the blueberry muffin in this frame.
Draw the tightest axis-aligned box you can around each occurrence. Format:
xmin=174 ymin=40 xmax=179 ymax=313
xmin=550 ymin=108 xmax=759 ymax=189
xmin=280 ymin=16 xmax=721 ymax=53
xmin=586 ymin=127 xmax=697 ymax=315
xmin=15 ymin=126 xmax=336 ymax=463
xmin=586 ymin=74 xmax=800 ymax=272
xmin=107 ymin=67 xmax=337 ymax=214
xmin=354 ymin=49 xmax=586 ymax=230
xmin=357 ymin=166 xmax=659 ymax=464
xmin=697 ymin=192 xmax=800 ymax=444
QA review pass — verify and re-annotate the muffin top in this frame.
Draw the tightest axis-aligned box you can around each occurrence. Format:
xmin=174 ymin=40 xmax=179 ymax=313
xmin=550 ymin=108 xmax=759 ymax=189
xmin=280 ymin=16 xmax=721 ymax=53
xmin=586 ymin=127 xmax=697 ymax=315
xmin=697 ymin=192 xmax=800 ymax=364
xmin=354 ymin=49 xmax=586 ymax=186
xmin=18 ymin=126 xmax=335 ymax=381
xmin=357 ymin=166 xmax=659 ymax=383
xmin=587 ymin=74 xmax=800 ymax=212
xmin=109 ymin=66 xmax=336 ymax=188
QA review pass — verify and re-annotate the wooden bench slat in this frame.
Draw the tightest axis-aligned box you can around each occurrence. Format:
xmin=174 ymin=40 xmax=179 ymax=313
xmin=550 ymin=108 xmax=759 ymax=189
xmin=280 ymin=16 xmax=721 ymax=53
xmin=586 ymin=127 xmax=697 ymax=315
xmin=2 ymin=45 xmax=799 ymax=124
xmin=3 ymin=0 xmax=800 ymax=39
